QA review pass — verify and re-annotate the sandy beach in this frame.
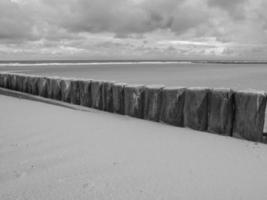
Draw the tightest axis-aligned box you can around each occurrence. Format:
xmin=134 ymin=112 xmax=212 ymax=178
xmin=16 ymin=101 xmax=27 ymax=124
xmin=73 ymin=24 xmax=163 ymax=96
xmin=2 ymin=0 xmax=267 ymax=199
xmin=1 ymin=94 xmax=267 ymax=200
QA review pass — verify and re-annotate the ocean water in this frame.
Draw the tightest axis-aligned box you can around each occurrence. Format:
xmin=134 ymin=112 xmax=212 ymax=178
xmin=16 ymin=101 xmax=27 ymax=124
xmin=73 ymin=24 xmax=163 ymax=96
xmin=1 ymin=60 xmax=267 ymax=90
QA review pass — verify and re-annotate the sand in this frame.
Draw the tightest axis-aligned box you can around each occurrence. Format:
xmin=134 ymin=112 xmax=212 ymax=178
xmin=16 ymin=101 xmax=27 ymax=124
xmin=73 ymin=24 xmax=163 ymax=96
xmin=1 ymin=94 xmax=267 ymax=200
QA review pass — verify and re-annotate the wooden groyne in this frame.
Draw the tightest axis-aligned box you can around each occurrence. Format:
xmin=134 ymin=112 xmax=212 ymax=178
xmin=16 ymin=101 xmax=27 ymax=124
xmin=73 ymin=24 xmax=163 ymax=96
xmin=1 ymin=72 xmax=266 ymax=143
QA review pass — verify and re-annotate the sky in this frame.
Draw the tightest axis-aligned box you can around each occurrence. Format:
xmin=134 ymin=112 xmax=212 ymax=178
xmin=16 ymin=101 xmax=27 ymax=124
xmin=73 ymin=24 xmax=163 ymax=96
xmin=0 ymin=0 xmax=267 ymax=60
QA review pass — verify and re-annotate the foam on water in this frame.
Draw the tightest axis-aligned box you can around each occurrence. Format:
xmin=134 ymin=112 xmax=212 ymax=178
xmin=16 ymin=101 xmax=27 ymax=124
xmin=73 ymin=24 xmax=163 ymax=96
xmin=0 ymin=61 xmax=193 ymax=67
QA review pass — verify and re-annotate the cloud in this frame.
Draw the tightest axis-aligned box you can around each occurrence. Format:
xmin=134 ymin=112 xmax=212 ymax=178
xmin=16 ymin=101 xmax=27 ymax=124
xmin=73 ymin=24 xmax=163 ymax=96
xmin=0 ymin=0 xmax=35 ymax=41
xmin=207 ymin=0 xmax=246 ymax=11
xmin=0 ymin=0 xmax=267 ymax=60
xmin=32 ymin=0 xmax=208 ymax=37
xmin=207 ymin=0 xmax=248 ymax=19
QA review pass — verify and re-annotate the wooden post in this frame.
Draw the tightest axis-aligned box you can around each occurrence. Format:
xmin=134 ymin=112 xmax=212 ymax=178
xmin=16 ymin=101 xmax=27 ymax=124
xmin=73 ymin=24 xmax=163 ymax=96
xmin=183 ymin=88 xmax=209 ymax=131
xmin=160 ymin=87 xmax=185 ymax=126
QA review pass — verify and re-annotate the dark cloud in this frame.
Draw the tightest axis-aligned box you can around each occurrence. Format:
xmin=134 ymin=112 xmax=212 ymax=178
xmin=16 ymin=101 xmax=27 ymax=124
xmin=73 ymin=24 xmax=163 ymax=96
xmin=207 ymin=0 xmax=245 ymax=9
xmin=207 ymin=0 xmax=248 ymax=19
xmin=0 ymin=0 xmax=36 ymax=41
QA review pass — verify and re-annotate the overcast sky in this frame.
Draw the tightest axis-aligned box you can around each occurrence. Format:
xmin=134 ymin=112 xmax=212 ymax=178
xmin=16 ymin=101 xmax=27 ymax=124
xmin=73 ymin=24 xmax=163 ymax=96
xmin=1 ymin=0 xmax=267 ymax=60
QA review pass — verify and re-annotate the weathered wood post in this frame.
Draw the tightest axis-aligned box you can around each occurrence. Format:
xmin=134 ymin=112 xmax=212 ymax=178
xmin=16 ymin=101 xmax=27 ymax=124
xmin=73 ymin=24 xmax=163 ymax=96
xmin=46 ymin=77 xmax=53 ymax=99
xmin=91 ymin=80 xmax=103 ymax=110
xmin=70 ymin=80 xmax=80 ymax=105
xmin=52 ymin=78 xmax=62 ymax=100
xmin=10 ymin=74 xmax=18 ymax=91
xmin=124 ymin=84 xmax=145 ymax=119
xmin=144 ymin=85 xmax=164 ymax=122
xmin=16 ymin=75 xmax=25 ymax=92
xmin=112 ymin=82 xmax=126 ymax=114
xmin=79 ymin=79 xmax=92 ymax=107
xmin=233 ymin=90 xmax=267 ymax=142
xmin=6 ymin=74 xmax=12 ymax=89
xmin=0 ymin=73 xmax=4 ymax=88
xmin=207 ymin=88 xmax=234 ymax=135
xmin=38 ymin=77 xmax=48 ymax=97
xmin=60 ymin=78 xmax=72 ymax=103
xmin=102 ymin=81 xmax=114 ymax=112
xmin=31 ymin=76 xmax=39 ymax=95
xmin=22 ymin=75 xmax=29 ymax=93
xmin=183 ymin=87 xmax=209 ymax=131
xmin=160 ymin=87 xmax=185 ymax=126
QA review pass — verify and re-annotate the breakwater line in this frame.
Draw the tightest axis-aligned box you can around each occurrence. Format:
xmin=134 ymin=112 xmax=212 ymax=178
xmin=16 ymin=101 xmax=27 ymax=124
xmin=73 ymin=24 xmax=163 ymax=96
xmin=0 ymin=72 xmax=266 ymax=143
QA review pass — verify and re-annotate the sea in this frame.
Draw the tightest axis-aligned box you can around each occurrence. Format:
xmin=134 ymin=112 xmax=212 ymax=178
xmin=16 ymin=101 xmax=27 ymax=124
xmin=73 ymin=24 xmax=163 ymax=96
xmin=1 ymin=60 xmax=267 ymax=90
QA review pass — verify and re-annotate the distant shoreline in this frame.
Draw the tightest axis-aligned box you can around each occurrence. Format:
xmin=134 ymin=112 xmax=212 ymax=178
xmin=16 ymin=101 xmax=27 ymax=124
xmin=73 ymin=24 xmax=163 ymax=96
xmin=1 ymin=60 xmax=267 ymax=66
